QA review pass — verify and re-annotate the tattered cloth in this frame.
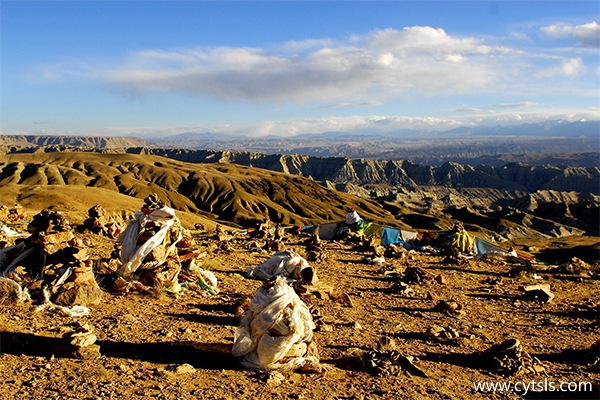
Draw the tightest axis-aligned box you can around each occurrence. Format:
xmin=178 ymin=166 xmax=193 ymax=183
xmin=317 ymin=222 xmax=339 ymax=241
xmin=246 ymin=250 xmax=317 ymax=285
xmin=380 ymin=227 xmax=418 ymax=246
xmin=474 ymin=237 xmax=517 ymax=258
xmin=116 ymin=206 xmax=182 ymax=281
xmin=232 ymin=276 xmax=320 ymax=371
xmin=346 ymin=211 xmax=362 ymax=225
xmin=448 ymin=229 xmax=475 ymax=253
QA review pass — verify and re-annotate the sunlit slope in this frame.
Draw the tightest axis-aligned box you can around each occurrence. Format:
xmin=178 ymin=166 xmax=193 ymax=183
xmin=0 ymin=152 xmax=404 ymax=227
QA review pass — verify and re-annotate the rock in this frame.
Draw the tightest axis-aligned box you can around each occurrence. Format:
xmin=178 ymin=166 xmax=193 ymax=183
xmin=53 ymin=283 xmax=104 ymax=307
xmin=63 ymin=323 xmax=97 ymax=345
xmin=481 ymin=338 xmax=547 ymax=376
xmin=329 ymin=291 xmax=354 ymax=307
xmin=435 ymin=300 xmax=464 ymax=316
xmin=175 ymin=363 xmax=196 ymax=374
xmin=425 ymin=324 xmax=446 ymax=338
xmin=40 ymin=231 xmax=75 ymax=245
xmin=403 ymin=266 xmax=435 ymax=284
xmin=0 ymin=276 xmax=29 ymax=303
xmin=69 ymin=331 xmax=97 ymax=348
xmin=425 ymin=325 xmax=460 ymax=341
xmin=389 ymin=281 xmax=412 ymax=294
xmin=70 ymin=263 xmax=98 ymax=286
xmin=265 ymin=371 xmax=285 ymax=385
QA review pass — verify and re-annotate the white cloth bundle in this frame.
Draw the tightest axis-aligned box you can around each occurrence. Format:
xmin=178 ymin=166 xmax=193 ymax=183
xmin=246 ymin=250 xmax=314 ymax=283
xmin=346 ymin=211 xmax=362 ymax=224
xmin=232 ymin=276 xmax=319 ymax=371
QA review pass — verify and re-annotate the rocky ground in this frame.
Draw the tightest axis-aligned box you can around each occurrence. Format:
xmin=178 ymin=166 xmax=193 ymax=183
xmin=0 ymin=214 xmax=599 ymax=400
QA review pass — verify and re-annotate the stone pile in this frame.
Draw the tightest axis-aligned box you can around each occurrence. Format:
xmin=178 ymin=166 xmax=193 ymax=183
xmin=82 ymin=204 xmax=122 ymax=238
xmin=0 ymin=209 xmax=103 ymax=307
xmin=114 ymin=194 xmax=216 ymax=295
xmin=58 ymin=323 xmax=101 ymax=359
xmin=0 ymin=204 xmax=26 ymax=224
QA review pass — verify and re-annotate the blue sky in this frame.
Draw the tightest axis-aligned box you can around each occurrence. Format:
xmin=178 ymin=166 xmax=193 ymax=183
xmin=1 ymin=1 xmax=599 ymax=138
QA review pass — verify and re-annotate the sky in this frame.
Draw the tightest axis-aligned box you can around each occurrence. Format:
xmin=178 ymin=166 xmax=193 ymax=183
xmin=1 ymin=0 xmax=599 ymax=138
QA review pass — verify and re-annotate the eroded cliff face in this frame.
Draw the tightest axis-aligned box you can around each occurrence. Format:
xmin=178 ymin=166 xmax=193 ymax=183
xmin=141 ymin=149 xmax=598 ymax=195
xmin=123 ymin=149 xmax=600 ymax=238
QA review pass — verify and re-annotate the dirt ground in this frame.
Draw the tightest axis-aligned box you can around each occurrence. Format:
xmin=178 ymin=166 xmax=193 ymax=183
xmin=0 ymin=228 xmax=598 ymax=400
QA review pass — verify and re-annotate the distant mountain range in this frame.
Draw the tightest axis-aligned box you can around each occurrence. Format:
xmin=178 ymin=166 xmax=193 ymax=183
xmin=147 ymin=120 xmax=600 ymax=164
xmin=0 ymin=135 xmax=147 ymax=149
xmin=1 ymin=120 xmax=597 ymax=165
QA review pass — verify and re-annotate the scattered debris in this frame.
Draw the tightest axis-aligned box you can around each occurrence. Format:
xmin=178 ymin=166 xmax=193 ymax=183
xmin=0 ymin=209 xmax=103 ymax=308
xmin=360 ymin=256 xmax=385 ymax=266
xmin=424 ymin=324 xmax=461 ymax=342
xmin=440 ymin=223 xmax=475 ymax=263
xmin=305 ymin=235 xmax=326 ymax=262
xmin=383 ymin=243 xmax=406 ymax=259
xmin=522 ymin=284 xmax=555 ymax=303
xmin=0 ymin=204 xmax=26 ymax=224
xmin=364 ymin=337 xmax=428 ymax=378
xmin=482 ymin=338 xmax=546 ymax=376
xmin=0 ymin=276 xmax=30 ymax=303
xmin=403 ymin=266 xmax=436 ymax=284
xmin=174 ymin=363 xmax=196 ymax=374
xmin=115 ymin=194 xmax=217 ymax=295
xmin=585 ymin=340 xmax=600 ymax=373
xmin=388 ymin=280 xmax=413 ymax=295
xmin=557 ymin=257 xmax=595 ymax=275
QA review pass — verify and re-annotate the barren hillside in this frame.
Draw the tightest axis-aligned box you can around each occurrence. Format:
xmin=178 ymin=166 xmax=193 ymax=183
xmin=0 ymin=152 xmax=403 ymax=229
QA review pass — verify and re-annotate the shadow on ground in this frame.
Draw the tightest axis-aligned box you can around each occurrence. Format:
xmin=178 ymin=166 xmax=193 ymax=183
xmin=0 ymin=331 xmax=241 ymax=370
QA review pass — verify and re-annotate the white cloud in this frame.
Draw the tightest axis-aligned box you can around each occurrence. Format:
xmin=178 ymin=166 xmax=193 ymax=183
xmin=538 ymin=57 xmax=584 ymax=77
xmin=455 ymin=106 xmax=495 ymax=114
xmin=318 ymin=101 xmax=383 ymax=109
xmin=98 ymin=26 xmax=518 ymax=103
xmin=541 ymin=21 xmax=600 ymax=48
xmin=249 ymin=115 xmax=468 ymax=136
xmin=5 ymin=107 xmax=598 ymax=138
xmin=148 ymin=108 xmax=599 ymax=137
xmin=494 ymin=101 xmax=542 ymax=108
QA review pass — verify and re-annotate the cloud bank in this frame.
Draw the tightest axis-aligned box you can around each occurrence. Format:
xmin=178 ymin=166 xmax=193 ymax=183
xmin=89 ymin=24 xmax=592 ymax=104
xmin=541 ymin=21 xmax=600 ymax=48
